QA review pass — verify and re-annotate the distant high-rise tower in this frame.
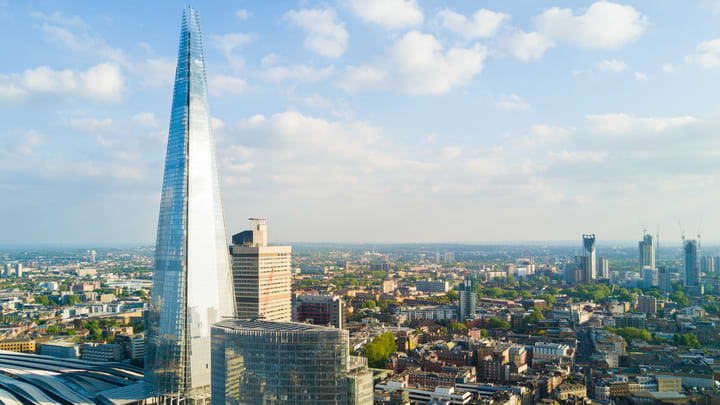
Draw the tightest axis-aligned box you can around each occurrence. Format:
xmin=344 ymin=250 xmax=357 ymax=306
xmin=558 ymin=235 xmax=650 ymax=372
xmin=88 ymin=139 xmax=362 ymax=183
xmin=230 ymin=219 xmax=292 ymax=322
xmin=684 ymin=239 xmax=699 ymax=287
xmin=658 ymin=265 xmax=671 ymax=294
xmin=639 ymin=233 xmax=655 ymax=270
xmin=90 ymin=250 xmax=96 ymax=264
xmin=598 ymin=257 xmax=609 ymax=279
xmin=458 ymin=274 xmax=476 ymax=320
xmin=145 ymin=7 xmax=235 ymax=401
xmin=582 ymin=234 xmax=597 ymax=282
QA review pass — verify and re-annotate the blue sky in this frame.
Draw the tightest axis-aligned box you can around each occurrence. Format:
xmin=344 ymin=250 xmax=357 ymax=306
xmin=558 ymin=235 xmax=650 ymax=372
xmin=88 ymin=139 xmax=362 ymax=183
xmin=2 ymin=0 xmax=720 ymax=245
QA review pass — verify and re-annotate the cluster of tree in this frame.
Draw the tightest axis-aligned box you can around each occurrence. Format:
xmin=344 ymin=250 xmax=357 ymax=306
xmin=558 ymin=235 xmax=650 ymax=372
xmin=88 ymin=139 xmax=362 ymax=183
xmin=670 ymin=289 xmax=688 ymax=308
xmin=361 ymin=332 xmax=398 ymax=368
xmin=486 ymin=317 xmax=510 ymax=329
xmin=606 ymin=326 xmax=652 ymax=343
xmin=519 ymin=309 xmax=544 ymax=332
xmin=566 ymin=283 xmax=637 ymax=303
xmin=673 ymin=333 xmax=701 ymax=349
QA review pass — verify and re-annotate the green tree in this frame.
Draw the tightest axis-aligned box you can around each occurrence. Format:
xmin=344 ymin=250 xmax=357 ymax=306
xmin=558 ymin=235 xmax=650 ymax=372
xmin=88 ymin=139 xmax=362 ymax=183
xmin=670 ymin=290 xmax=688 ymax=307
xmin=449 ymin=321 xmax=467 ymax=331
xmin=673 ymin=333 xmax=701 ymax=349
xmin=46 ymin=326 xmax=60 ymax=335
xmin=487 ymin=317 xmax=510 ymax=329
xmin=445 ymin=290 xmax=459 ymax=301
xmin=361 ymin=332 xmax=398 ymax=368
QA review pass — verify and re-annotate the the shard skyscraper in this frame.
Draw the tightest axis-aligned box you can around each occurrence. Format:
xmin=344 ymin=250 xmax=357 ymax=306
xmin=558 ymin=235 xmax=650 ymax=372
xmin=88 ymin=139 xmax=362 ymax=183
xmin=145 ymin=7 xmax=235 ymax=402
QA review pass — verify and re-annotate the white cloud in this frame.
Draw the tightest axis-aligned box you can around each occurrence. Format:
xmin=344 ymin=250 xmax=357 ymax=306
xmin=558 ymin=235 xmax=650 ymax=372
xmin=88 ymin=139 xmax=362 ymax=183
xmin=496 ymin=94 xmax=530 ymax=111
xmin=235 ymin=9 xmax=250 ymax=19
xmin=347 ymin=0 xmax=423 ymax=30
xmin=535 ymin=1 xmax=648 ymax=49
xmin=283 ymin=9 xmax=348 ymax=58
xmin=68 ymin=117 xmax=114 ymax=131
xmin=586 ymin=113 xmax=700 ymax=134
xmin=686 ymin=38 xmax=720 ymax=68
xmin=130 ymin=112 xmax=158 ymax=128
xmin=260 ymin=65 xmax=335 ymax=82
xmin=133 ymin=58 xmax=175 ymax=88
xmin=1 ymin=63 xmax=124 ymax=102
xmin=208 ymin=74 xmax=248 ymax=96
xmin=389 ymin=31 xmax=487 ymax=95
xmin=0 ymin=82 xmax=28 ymax=101
xmin=35 ymin=20 xmax=126 ymax=64
xmin=504 ymin=30 xmax=555 ymax=62
xmin=211 ymin=33 xmax=253 ymax=69
xmin=335 ymin=65 xmax=387 ymax=92
xmin=438 ymin=8 xmax=508 ymax=39
xmin=662 ymin=63 xmax=675 ymax=73
xmin=595 ymin=59 xmax=627 ymax=72
xmin=634 ymin=72 xmax=648 ymax=81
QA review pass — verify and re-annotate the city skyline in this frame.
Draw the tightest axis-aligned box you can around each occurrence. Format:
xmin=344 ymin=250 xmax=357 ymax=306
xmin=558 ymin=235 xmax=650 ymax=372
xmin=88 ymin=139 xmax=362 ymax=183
xmin=3 ymin=1 xmax=720 ymax=244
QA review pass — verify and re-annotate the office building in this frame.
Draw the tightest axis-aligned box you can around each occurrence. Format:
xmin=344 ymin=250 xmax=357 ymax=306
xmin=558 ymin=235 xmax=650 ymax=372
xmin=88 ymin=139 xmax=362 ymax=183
xmin=292 ymin=294 xmax=344 ymax=329
xmin=639 ymin=233 xmax=655 ymax=270
xmin=684 ymin=239 xmax=699 ymax=287
xmin=231 ymin=219 xmax=292 ymax=322
xmin=637 ymin=295 xmax=657 ymax=315
xmin=145 ymin=7 xmax=236 ymax=401
xmin=211 ymin=319 xmax=373 ymax=405
xmin=81 ymin=343 xmax=123 ymax=362
xmin=582 ymin=234 xmax=597 ymax=282
xmin=40 ymin=341 xmax=79 ymax=358
xmin=598 ymin=257 xmax=609 ymax=279
xmin=701 ymin=256 xmax=715 ymax=274
xmin=658 ymin=266 xmax=671 ymax=294
xmin=91 ymin=249 xmax=97 ymax=263
xmin=382 ymin=279 xmax=397 ymax=293
xmin=458 ymin=274 xmax=476 ymax=321
xmin=415 ymin=280 xmax=449 ymax=293
xmin=642 ymin=266 xmax=658 ymax=289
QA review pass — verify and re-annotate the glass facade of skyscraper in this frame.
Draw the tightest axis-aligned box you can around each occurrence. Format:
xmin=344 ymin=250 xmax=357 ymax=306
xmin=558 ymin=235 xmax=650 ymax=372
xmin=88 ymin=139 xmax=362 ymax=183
xmin=211 ymin=320 xmax=374 ymax=405
xmin=145 ymin=7 xmax=235 ymax=401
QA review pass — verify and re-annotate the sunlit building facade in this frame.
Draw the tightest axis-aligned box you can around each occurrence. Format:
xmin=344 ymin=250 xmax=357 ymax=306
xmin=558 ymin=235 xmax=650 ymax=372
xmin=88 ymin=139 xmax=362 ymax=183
xmin=145 ymin=7 xmax=235 ymax=402
xmin=211 ymin=320 xmax=374 ymax=405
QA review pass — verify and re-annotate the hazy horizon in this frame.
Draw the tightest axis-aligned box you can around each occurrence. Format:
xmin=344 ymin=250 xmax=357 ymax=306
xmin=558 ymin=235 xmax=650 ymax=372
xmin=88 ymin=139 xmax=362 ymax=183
xmin=2 ymin=1 xmax=720 ymax=244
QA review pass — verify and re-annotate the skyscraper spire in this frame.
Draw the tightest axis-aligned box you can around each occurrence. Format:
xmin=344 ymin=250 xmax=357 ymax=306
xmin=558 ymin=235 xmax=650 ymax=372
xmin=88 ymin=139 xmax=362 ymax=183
xmin=145 ymin=6 xmax=235 ymax=401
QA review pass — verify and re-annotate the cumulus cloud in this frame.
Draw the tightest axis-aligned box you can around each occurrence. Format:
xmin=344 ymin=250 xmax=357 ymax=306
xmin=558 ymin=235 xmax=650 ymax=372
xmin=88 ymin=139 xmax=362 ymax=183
xmin=595 ymin=59 xmax=627 ymax=72
xmin=388 ymin=31 xmax=487 ymax=95
xmin=0 ymin=63 xmax=124 ymax=102
xmin=634 ymin=72 xmax=648 ymax=81
xmin=503 ymin=2 xmax=647 ymax=62
xmin=686 ymin=38 xmax=720 ymax=68
xmin=346 ymin=0 xmax=423 ymax=30
xmin=438 ymin=8 xmax=508 ymax=39
xmin=283 ymin=9 xmax=348 ymax=58
xmin=235 ymin=9 xmax=250 ymax=19
xmin=504 ymin=30 xmax=555 ymax=62
xmin=535 ymin=1 xmax=648 ymax=49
